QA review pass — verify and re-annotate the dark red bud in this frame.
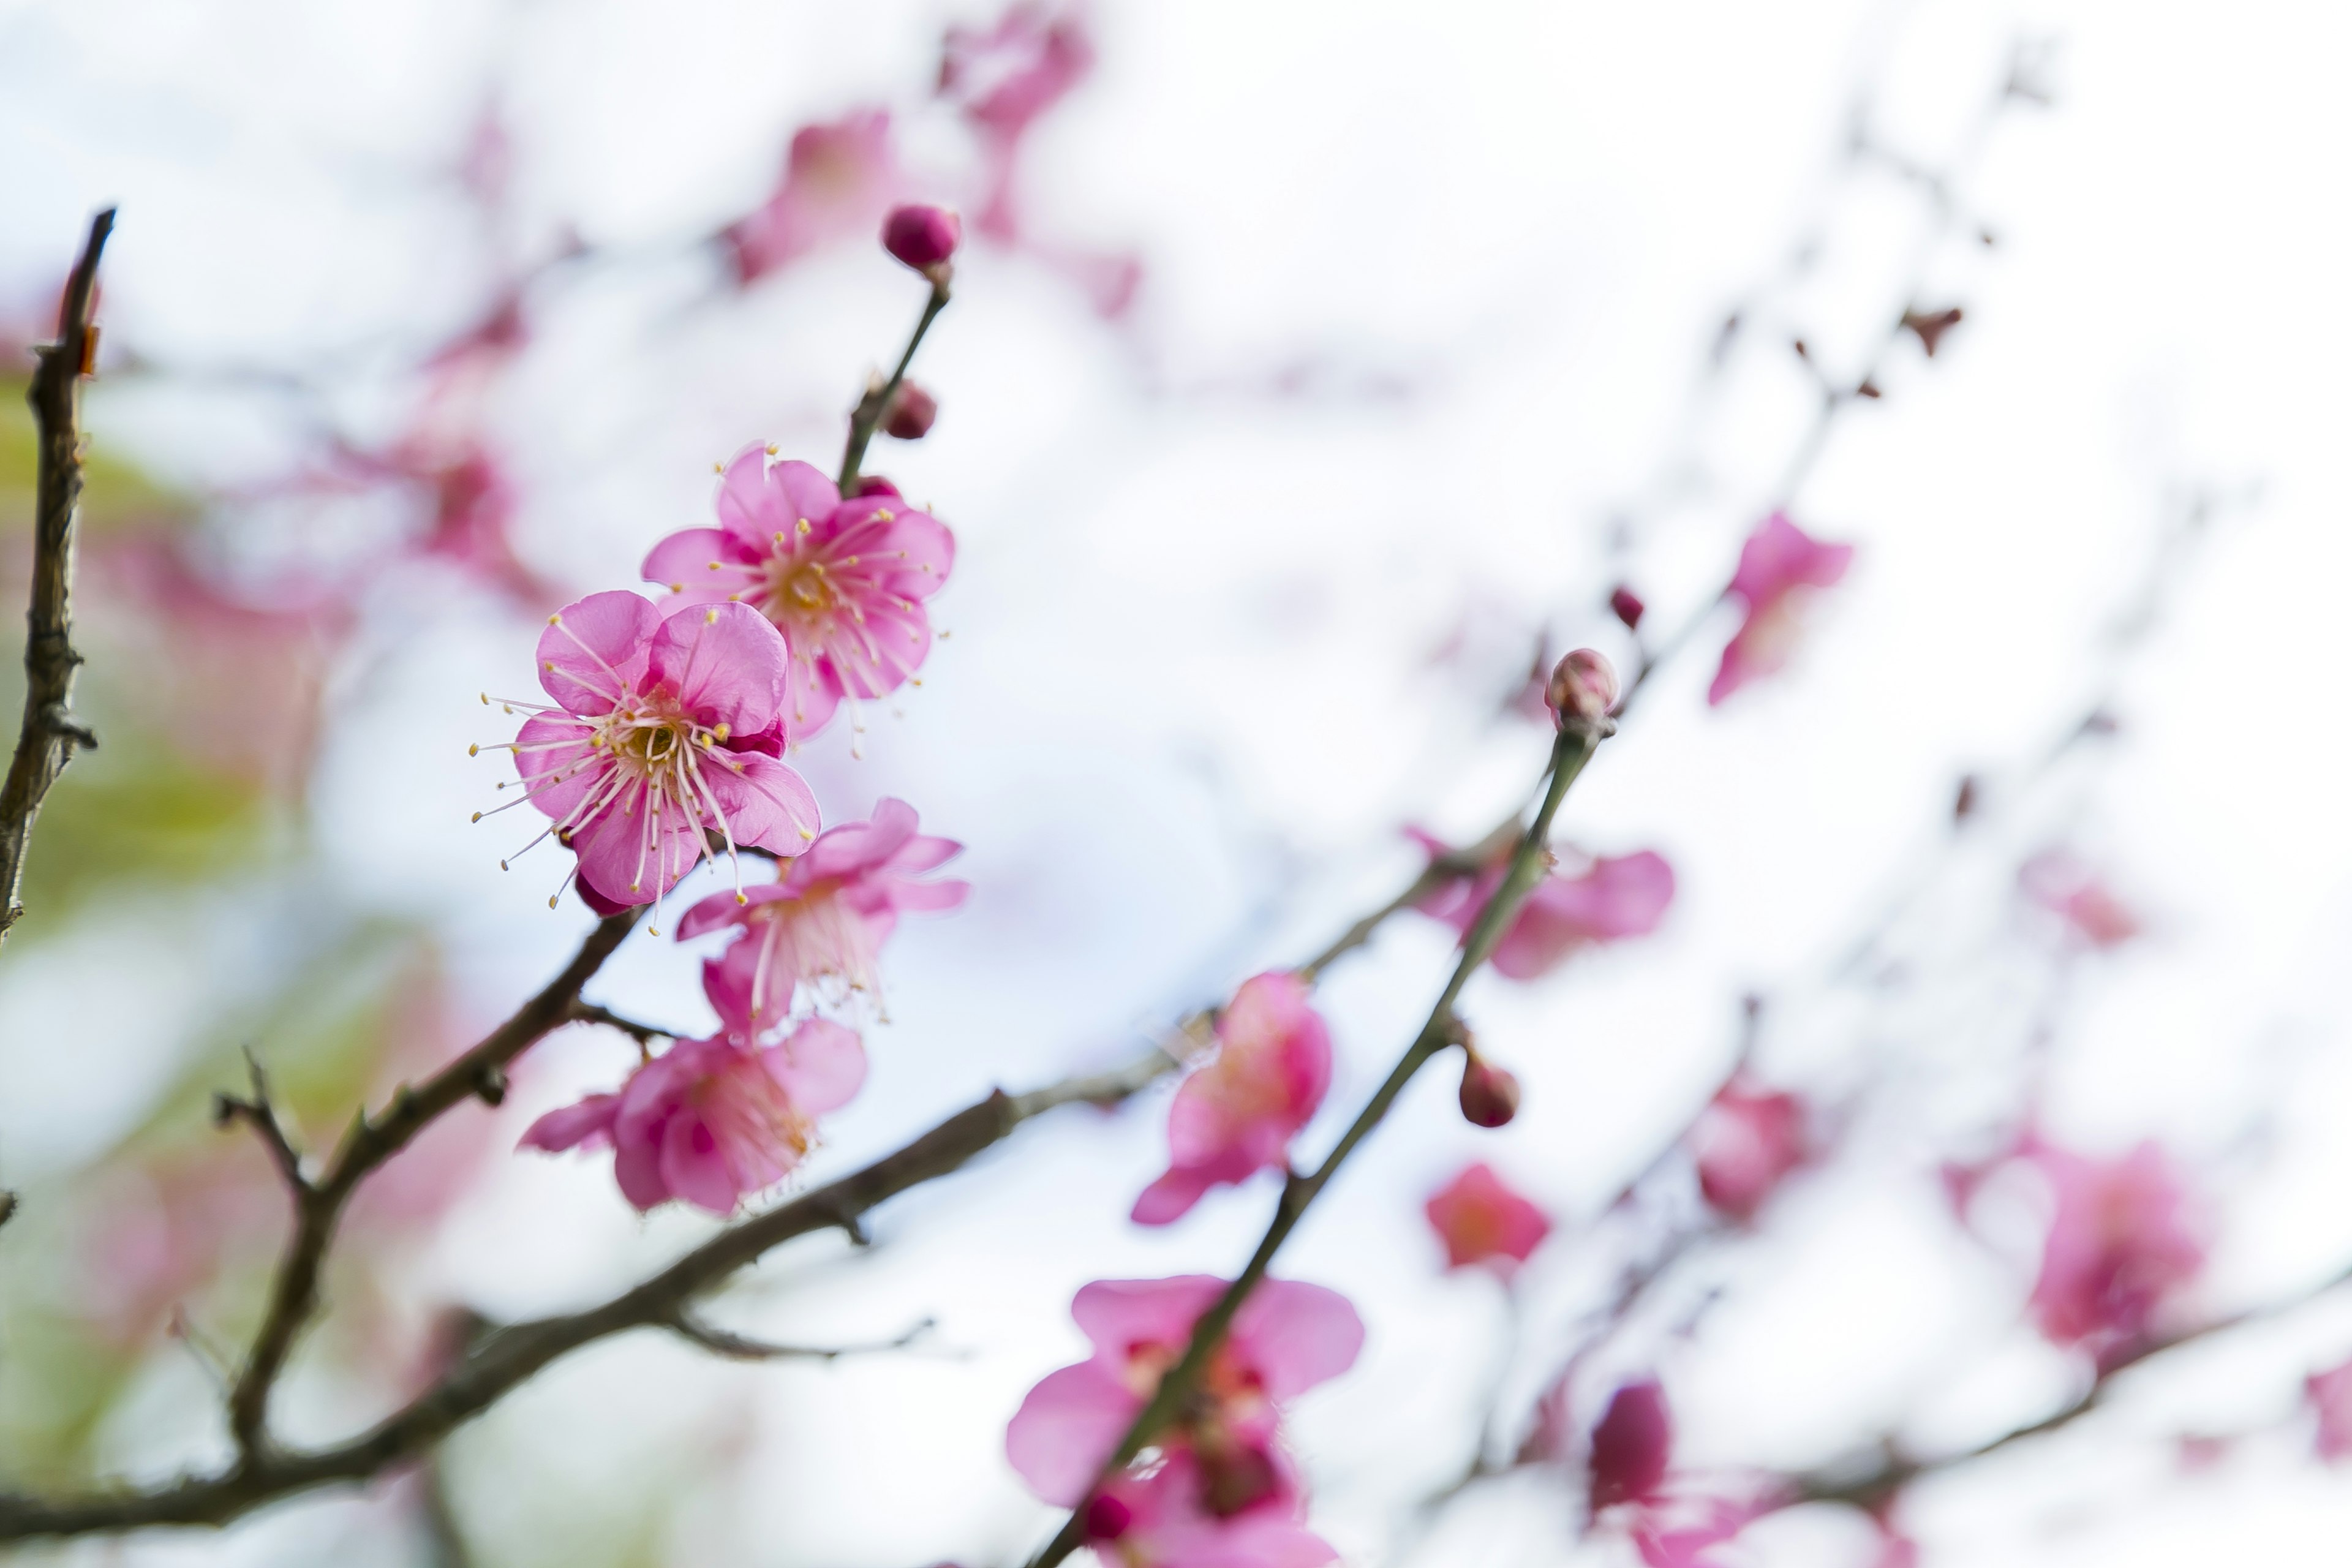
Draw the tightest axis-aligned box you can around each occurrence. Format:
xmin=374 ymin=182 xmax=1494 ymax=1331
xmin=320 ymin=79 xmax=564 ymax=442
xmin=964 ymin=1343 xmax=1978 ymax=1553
xmin=1459 ymin=1052 xmax=1521 ymax=1128
xmin=1608 ymin=585 xmax=1646 ymax=631
xmin=1588 ymin=1380 xmax=1672 ymax=1513
xmin=883 ymin=204 xmax=962 ymax=274
xmin=851 ymin=474 xmax=902 ymax=498
xmin=883 ymin=381 xmax=938 ymax=440
xmin=1082 ymin=1494 xmax=1132 ymax=1541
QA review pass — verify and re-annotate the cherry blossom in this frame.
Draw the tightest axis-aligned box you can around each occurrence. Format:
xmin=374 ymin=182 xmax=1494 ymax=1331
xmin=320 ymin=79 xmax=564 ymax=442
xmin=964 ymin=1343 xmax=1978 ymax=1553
xmin=1425 ymin=1162 xmax=1551 ymax=1273
xmin=679 ymin=797 xmax=968 ymax=1027
xmin=2307 ymin=1357 xmax=2352 ymax=1460
xmin=1005 ymin=1275 xmax=1362 ymax=1551
xmin=722 ymin=109 xmax=901 ymax=287
xmin=1707 ymin=512 xmax=1855 ymax=706
xmin=1411 ymin=831 xmax=1676 ymax=981
xmin=519 ymin=1017 xmax=865 ymax=1215
xmin=1689 ymin=1080 xmax=1809 ymax=1224
xmin=643 ymin=445 xmax=955 ymax=740
xmin=2021 ymin=1139 xmax=2205 ymax=1366
xmin=489 ymin=591 xmax=820 ymax=919
xmin=1132 ymin=973 xmax=1332 ymax=1225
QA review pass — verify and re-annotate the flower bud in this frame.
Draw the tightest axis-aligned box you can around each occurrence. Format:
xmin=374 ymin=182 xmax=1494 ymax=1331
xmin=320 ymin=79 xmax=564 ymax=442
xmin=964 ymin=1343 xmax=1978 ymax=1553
xmin=1458 ymin=1050 xmax=1520 ymax=1128
xmin=1546 ymin=647 xmax=1619 ymax=729
xmin=883 ymin=204 xmax=962 ymax=275
xmin=850 ymin=474 xmax=902 ymax=498
xmin=1608 ymin=585 xmax=1646 ymax=630
xmin=1082 ymin=1494 xmax=1132 ymax=1541
xmin=883 ymin=380 xmax=938 ymax=440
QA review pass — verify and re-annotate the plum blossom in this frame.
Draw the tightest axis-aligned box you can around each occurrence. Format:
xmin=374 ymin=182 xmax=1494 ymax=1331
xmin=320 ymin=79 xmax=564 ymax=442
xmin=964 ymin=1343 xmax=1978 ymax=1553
xmin=1132 ymin=973 xmax=1332 ymax=1225
xmin=491 ymin=591 xmax=820 ymax=918
xmin=722 ymin=109 xmax=900 ymax=286
xmin=940 ymin=3 xmax=1094 ymax=242
xmin=1005 ymin=1275 xmax=1362 ymax=1558
xmin=2021 ymin=1139 xmax=2205 ymax=1366
xmin=1707 ymin=512 xmax=1855 ymax=706
xmin=679 ymin=797 xmax=968 ymax=1027
xmin=519 ymin=1016 xmax=865 ymax=1215
xmin=2019 ymin=850 xmax=2141 ymax=948
xmin=883 ymin=204 xmax=962 ymax=274
xmin=643 ymin=445 xmax=954 ymax=741
xmin=1689 ymin=1080 xmax=1809 ymax=1223
xmin=1410 ymin=830 xmax=1675 ymax=981
xmin=1425 ymin=1162 xmax=1551 ymax=1273
xmin=2307 ymin=1357 xmax=2352 ymax=1460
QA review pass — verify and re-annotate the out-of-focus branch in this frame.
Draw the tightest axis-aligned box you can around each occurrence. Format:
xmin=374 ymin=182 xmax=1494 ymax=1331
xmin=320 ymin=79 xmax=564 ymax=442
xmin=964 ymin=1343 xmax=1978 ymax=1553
xmin=224 ymin=911 xmax=639 ymax=1459
xmin=565 ymin=999 xmax=672 ymax=1046
xmin=1 ymin=209 xmax=116 ymax=948
xmin=661 ymin=1308 xmax=935 ymax=1363
xmin=213 ymin=1052 xmax=309 ymax=1193
xmin=0 ymin=1038 xmax=1175 ymax=1540
xmin=839 ymin=277 xmax=949 ymax=494
xmin=1025 ymin=719 xmax=1611 ymax=1568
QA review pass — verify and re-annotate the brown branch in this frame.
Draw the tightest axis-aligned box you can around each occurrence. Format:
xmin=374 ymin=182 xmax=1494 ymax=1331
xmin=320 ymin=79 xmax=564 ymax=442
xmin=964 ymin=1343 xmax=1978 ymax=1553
xmin=222 ymin=910 xmax=638 ymax=1460
xmin=211 ymin=1051 xmax=310 ymax=1193
xmin=1025 ymin=719 xmax=1612 ymax=1568
xmin=660 ymin=1308 xmax=935 ymax=1363
xmin=0 ymin=1038 xmax=1174 ymax=1540
xmin=838 ymin=277 xmax=949 ymax=494
xmin=1 ymin=209 xmax=116 ymax=948
xmin=564 ymin=999 xmax=671 ymax=1046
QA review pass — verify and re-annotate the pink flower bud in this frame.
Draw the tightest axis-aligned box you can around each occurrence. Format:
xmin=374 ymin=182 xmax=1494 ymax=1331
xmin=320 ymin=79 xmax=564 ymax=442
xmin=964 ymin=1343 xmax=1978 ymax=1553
xmin=1608 ymin=585 xmax=1646 ymax=630
xmin=883 ymin=380 xmax=938 ymax=440
xmin=1458 ymin=1051 xmax=1520 ymax=1128
xmin=883 ymin=204 xmax=962 ymax=274
xmin=1546 ymin=647 xmax=1619 ymax=728
xmin=1588 ymin=1380 xmax=1672 ymax=1513
xmin=850 ymin=474 xmax=901 ymax=498
xmin=1082 ymin=1494 xmax=1133 ymax=1540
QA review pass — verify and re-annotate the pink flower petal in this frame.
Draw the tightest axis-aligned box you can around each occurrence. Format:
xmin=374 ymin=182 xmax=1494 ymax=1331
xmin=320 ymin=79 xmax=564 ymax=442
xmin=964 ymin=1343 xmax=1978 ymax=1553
xmin=1005 ymin=1361 xmax=1140 ymax=1506
xmin=537 ymin=591 xmax=658 ymax=716
xmin=647 ymin=602 xmax=788 ymax=737
xmin=771 ymin=1017 xmax=867 ymax=1113
xmin=519 ymin=1093 xmax=619 ymax=1153
xmin=1071 ymin=1276 xmax=1230 ymax=1360
xmin=1232 ymin=1280 xmax=1365 ymax=1400
xmin=702 ymin=750 xmax=822 ymax=856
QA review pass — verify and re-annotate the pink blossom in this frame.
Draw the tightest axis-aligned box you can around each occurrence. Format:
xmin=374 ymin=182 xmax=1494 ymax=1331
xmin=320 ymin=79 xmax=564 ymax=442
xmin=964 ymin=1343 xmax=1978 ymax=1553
xmin=2022 ymin=1139 xmax=2205 ymax=1365
xmin=520 ymin=1018 xmax=865 ymax=1215
xmin=1707 ymin=512 xmax=1854 ymax=706
xmin=1132 ymin=974 xmax=1333 ymax=1225
xmin=2307 ymin=1358 xmax=2352 ymax=1460
xmin=1084 ymin=1447 xmax=1338 ymax=1568
xmin=722 ymin=109 xmax=901 ymax=286
xmin=496 ymin=590 xmax=821 ymax=917
xmin=1589 ymin=1380 xmax=1673 ymax=1514
xmin=679 ymin=797 xmax=969 ymax=1027
xmin=1411 ymin=831 xmax=1675 ymax=981
xmin=1629 ymin=1497 xmax=1763 ymax=1568
xmin=1690 ymin=1080 xmax=1809 ymax=1223
xmin=1005 ymin=1275 xmax=1362 ymax=1542
xmin=940 ymin=4 xmax=1095 ymax=242
xmin=643 ymin=445 xmax=954 ymax=740
xmin=1425 ymin=1162 xmax=1551 ymax=1273
xmin=2019 ymin=851 xmax=2141 ymax=948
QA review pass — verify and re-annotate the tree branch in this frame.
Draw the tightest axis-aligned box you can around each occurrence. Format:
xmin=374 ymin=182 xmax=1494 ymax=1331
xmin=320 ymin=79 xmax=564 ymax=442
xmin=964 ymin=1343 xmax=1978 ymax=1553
xmin=0 ymin=1037 xmax=1174 ymax=1540
xmin=1 ymin=208 xmax=116 ymax=948
xmin=838 ymin=277 xmax=949 ymax=494
xmin=660 ymin=1308 xmax=935 ymax=1363
xmin=564 ymin=999 xmax=672 ymax=1046
xmin=1024 ymin=718 xmax=1611 ymax=1568
xmin=222 ymin=910 xmax=639 ymax=1460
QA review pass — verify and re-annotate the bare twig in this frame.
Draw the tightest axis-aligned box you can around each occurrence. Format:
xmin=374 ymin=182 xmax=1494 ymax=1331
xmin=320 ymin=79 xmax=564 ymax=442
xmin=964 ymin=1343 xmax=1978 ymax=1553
xmin=1 ymin=209 xmax=116 ymax=947
xmin=661 ymin=1308 xmax=935 ymax=1363
xmin=211 ymin=1051 xmax=309 ymax=1193
xmin=0 ymin=1040 xmax=1174 ymax=1540
xmin=223 ymin=910 xmax=639 ymax=1460
xmin=838 ymin=278 xmax=949 ymax=494
xmin=1025 ymin=720 xmax=1611 ymax=1568
xmin=565 ymin=999 xmax=672 ymax=1046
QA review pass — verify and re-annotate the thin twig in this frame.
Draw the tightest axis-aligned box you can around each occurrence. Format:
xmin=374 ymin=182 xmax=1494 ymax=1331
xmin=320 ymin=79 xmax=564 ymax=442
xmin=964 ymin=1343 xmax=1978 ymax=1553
xmin=1024 ymin=719 xmax=1611 ymax=1568
xmin=222 ymin=910 xmax=639 ymax=1459
xmin=565 ymin=1000 xmax=672 ymax=1046
xmin=838 ymin=278 xmax=949 ymax=494
xmin=0 ymin=1040 xmax=1174 ymax=1540
xmin=1 ymin=209 xmax=115 ymax=948
xmin=211 ymin=1050 xmax=309 ymax=1193
xmin=661 ymin=1309 xmax=935 ymax=1363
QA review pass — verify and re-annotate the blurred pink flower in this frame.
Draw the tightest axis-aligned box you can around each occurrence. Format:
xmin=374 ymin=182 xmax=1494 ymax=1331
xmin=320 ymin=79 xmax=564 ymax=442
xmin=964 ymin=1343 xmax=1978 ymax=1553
xmin=1707 ymin=512 xmax=1854 ymax=706
xmin=2309 ymin=1358 xmax=2352 ymax=1460
xmin=1630 ymin=1497 xmax=1763 ymax=1568
xmin=1425 ymin=1162 xmax=1551 ymax=1273
xmin=501 ymin=591 xmax=820 ymax=916
xmin=1690 ymin=1080 xmax=1809 ymax=1224
xmin=2019 ymin=851 xmax=2141 ymax=948
xmin=1084 ymin=1447 xmax=1338 ymax=1568
xmin=1589 ymin=1379 xmax=1673 ymax=1514
xmin=1132 ymin=973 xmax=1333 ymax=1225
xmin=520 ymin=1019 xmax=865 ymax=1215
xmin=1411 ymin=831 xmax=1675 ymax=981
xmin=644 ymin=446 xmax=955 ymax=740
xmin=1005 ymin=1275 xmax=1362 ymax=1536
xmin=722 ymin=109 xmax=902 ymax=286
xmin=2023 ymin=1139 xmax=2204 ymax=1365
xmin=680 ymin=797 xmax=968 ymax=1027
xmin=940 ymin=3 xmax=1094 ymax=241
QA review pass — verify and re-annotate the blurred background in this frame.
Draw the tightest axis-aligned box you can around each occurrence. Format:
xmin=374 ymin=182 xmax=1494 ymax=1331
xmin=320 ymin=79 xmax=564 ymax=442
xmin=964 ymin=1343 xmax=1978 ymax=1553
xmin=4 ymin=0 xmax=2351 ymax=1563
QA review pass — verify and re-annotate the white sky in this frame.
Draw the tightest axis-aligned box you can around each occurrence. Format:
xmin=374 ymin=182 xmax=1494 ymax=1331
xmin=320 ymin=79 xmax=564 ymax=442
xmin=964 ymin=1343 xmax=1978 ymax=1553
xmin=4 ymin=0 xmax=2352 ymax=1564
